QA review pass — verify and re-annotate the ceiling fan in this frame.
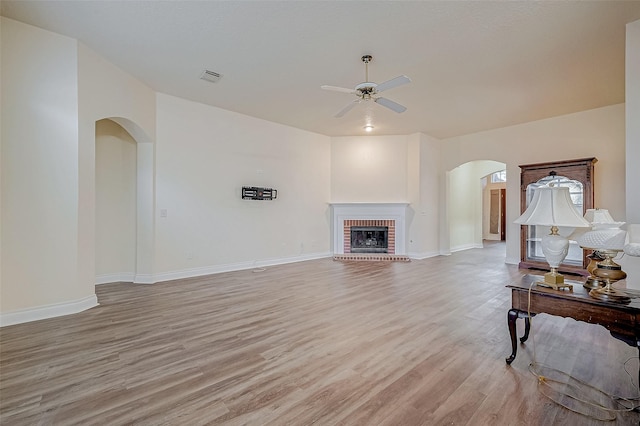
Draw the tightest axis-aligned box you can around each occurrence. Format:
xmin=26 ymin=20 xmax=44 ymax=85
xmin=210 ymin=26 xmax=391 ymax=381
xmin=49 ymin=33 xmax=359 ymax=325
xmin=321 ymin=55 xmax=411 ymax=118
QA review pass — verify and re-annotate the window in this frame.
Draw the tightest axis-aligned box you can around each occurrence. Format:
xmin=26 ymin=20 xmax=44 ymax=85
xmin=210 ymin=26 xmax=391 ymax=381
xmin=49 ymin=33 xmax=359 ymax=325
xmin=491 ymin=170 xmax=506 ymax=183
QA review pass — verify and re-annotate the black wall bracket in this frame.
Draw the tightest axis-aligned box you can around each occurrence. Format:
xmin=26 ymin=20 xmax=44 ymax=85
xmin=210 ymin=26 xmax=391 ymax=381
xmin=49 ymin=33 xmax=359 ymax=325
xmin=242 ymin=186 xmax=277 ymax=200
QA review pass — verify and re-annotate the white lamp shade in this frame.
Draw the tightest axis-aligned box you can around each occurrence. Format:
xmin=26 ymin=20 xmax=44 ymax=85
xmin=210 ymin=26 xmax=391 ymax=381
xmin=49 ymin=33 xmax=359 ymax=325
xmin=624 ymin=224 xmax=640 ymax=256
xmin=514 ymin=186 xmax=590 ymax=227
xmin=582 ymin=208 xmax=625 ymax=229
xmin=577 ymin=228 xmax=627 ymax=250
xmin=583 ymin=208 xmax=614 ymax=223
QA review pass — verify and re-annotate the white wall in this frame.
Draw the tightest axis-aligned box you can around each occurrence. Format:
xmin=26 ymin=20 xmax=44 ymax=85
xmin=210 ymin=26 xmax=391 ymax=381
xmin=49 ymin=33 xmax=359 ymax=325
xmin=77 ymin=43 xmax=156 ymax=287
xmin=331 ymin=133 xmax=442 ymax=259
xmin=620 ymin=19 xmax=640 ymax=285
xmin=1 ymin=15 xmax=636 ymax=324
xmin=331 ymin=135 xmax=409 ymax=203
xmin=448 ymin=163 xmax=478 ymax=252
xmin=627 ymin=20 xmax=640 ymax=225
xmin=0 ymin=18 xmax=157 ymax=324
xmin=406 ymin=133 xmax=441 ymax=258
xmin=448 ymin=161 xmax=505 ymax=252
xmin=440 ymin=104 xmax=626 ymax=264
xmin=0 ymin=18 xmax=91 ymax=320
xmin=154 ymin=94 xmax=331 ymax=279
xmin=95 ymin=119 xmax=137 ymax=282
xmin=0 ymin=17 xmax=3 ymax=300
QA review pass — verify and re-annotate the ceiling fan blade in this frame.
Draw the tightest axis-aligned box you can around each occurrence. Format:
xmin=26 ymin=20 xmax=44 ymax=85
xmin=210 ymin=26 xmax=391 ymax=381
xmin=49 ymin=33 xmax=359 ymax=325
xmin=375 ymin=75 xmax=411 ymax=93
xmin=334 ymin=100 xmax=361 ymax=118
xmin=375 ymin=97 xmax=407 ymax=113
xmin=321 ymin=85 xmax=356 ymax=94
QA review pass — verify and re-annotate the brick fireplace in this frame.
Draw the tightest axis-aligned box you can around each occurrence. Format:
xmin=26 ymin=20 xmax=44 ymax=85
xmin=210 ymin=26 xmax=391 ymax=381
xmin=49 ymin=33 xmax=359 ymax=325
xmin=344 ymin=220 xmax=394 ymax=254
xmin=330 ymin=203 xmax=408 ymax=255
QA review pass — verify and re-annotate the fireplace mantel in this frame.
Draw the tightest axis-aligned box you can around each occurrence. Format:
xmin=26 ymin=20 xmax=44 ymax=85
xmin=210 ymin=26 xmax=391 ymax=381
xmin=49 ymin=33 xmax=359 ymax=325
xmin=330 ymin=203 xmax=409 ymax=255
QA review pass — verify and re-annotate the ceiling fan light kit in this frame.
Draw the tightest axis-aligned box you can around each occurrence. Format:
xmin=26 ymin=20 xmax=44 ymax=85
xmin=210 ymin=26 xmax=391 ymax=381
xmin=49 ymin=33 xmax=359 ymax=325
xmin=321 ymin=55 xmax=411 ymax=119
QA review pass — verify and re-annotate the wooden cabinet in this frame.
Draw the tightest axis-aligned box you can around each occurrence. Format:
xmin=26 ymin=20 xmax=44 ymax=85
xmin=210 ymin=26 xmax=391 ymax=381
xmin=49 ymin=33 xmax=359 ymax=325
xmin=518 ymin=157 xmax=597 ymax=274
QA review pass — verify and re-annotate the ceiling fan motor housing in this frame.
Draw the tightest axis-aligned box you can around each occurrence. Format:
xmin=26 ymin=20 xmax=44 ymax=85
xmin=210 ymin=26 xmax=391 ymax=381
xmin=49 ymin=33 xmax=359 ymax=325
xmin=355 ymin=82 xmax=377 ymax=99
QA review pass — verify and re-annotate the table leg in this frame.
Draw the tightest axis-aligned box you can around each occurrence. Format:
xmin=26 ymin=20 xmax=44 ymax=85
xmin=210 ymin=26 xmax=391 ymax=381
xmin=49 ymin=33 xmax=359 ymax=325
xmin=521 ymin=316 xmax=531 ymax=343
xmin=506 ymin=308 xmax=519 ymax=364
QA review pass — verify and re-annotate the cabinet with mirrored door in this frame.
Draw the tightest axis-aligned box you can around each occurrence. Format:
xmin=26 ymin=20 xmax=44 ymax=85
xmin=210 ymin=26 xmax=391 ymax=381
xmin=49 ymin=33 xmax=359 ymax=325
xmin=518 ymin=158 xmax=597 ymax=274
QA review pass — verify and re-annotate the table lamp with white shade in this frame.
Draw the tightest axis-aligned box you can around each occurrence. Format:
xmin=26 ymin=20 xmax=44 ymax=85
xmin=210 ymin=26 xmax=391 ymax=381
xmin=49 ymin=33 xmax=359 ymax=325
xmin=514 ymin=185 xmax=590 ymax=290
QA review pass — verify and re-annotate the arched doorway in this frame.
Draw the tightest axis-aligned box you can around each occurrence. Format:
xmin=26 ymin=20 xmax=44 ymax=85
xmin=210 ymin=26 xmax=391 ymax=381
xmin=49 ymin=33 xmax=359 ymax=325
xmin=95 ymin=117 xmax=154 ymax=284
xmin=446 ymin=160 xmax=506 ymax=253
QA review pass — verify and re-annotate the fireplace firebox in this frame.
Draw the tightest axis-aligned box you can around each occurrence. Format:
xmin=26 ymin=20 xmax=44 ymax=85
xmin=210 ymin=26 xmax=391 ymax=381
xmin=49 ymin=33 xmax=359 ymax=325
xmin=350 ymin=226 xmax=389 ymax=253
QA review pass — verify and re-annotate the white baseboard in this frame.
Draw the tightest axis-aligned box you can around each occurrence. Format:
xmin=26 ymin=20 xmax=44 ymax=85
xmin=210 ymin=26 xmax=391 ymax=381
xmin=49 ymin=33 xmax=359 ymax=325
xmin=0 ymin=295 xmax=98 ymax=327
xmin=139 ymin=251 xmax=333 ymax=284
xmin=407 ymin=250 xmax=441 ymax=260
xmin=95 ymin=272 xmax=135 ymax=285
xmin=505 ymin=256 xmax=520 ymax=265
xmin=153 ymin=253 xmax=331 ymax=282
xmin=133 ymin=273 xmax=155 ymax=284
xmin=450 ymin=243 xmax=484 ymax=253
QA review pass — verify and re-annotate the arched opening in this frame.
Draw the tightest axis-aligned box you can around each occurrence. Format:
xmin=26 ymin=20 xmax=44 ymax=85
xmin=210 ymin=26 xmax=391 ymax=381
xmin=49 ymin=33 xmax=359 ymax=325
xmin=446 ymin=160 xmax=507 ymax=254
xmin=95 ymin=119 xmax=136 ymax=282
xmin=95 ymin=117 xmax=154 ymax=284
xmin=482 ymin=169 xmax=507 ymax=242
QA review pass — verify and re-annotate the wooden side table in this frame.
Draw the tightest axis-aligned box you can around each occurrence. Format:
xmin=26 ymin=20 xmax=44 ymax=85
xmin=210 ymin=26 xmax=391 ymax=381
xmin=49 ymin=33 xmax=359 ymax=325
xmin=505 ymin=274 xmax=640 ymax=383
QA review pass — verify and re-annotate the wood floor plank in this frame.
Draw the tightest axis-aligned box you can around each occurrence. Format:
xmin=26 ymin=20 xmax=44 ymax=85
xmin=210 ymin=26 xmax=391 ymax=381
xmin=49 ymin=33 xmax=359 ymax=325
xmin=1 ymin=242 xmax=638 ymax=425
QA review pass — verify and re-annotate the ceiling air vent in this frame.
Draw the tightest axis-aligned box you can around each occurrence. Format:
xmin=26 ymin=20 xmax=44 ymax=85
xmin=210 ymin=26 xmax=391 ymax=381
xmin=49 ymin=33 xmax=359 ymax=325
xmin=200 ymin=69 xmax=222 ymax=83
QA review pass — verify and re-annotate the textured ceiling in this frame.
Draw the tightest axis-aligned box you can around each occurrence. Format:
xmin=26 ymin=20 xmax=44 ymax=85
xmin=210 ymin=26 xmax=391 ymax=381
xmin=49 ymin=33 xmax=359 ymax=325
xmin=2 ymin=1 xmax=640 ymax=138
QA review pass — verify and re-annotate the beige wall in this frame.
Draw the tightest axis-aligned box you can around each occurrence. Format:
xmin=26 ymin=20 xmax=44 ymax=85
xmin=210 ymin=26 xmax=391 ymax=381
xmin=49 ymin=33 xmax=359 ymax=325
xmin=406 ymin=133 xmax=441 ymax=258
xmin=331 ymin=133 xmax=442 ymax=259
xmin=95 ymin=119 xmax=137 ymax=282
xmin=1 ymin=18 xmax=89 ymax=319
xmin=331 ymin=135 xmax=409 ymax=203
xmin=77 ymin=42 xmax=157 ymax=287
xmin=153 ymin=93 xmax=331 ymax=279
xmin=447 ymin=161 xmax=505 ymax=252
xmin=1 ymin=16 xmax=637 ymax=323
xmin=621 ymin=19 xmax=640 ymax=282
xmin=1 ymin=17 xmax=157 ymax=324
xmin=627 ymin=19 xmax=640 ymax=224
xmin=440 ymin=104 xmax=626 ymax=264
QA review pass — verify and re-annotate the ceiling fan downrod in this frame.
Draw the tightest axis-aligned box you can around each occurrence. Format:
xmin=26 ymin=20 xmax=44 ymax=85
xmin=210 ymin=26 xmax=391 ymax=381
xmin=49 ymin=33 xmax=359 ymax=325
xmin=362 ymin=55 xmax=372 ymax=82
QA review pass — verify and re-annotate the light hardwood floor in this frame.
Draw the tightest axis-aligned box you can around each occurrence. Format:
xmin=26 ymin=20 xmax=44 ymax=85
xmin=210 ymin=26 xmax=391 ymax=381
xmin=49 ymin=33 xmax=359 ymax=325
xmin=1 ymin=242 xmax=638 ymax=425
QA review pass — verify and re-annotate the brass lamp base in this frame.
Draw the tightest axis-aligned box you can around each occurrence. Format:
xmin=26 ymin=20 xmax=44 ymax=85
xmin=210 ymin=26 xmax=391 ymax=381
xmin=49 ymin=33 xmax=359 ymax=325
xmin=583 ymin=251 xmax=606 ymax=291
xmin=589 ymin=286 xmax=631 ymax=304
xmin=583 ymin=276 xmax=606 ymax=291
xmin=588 ymin=250 xmax=630 ymax=304
xmin=536 ymin=270 xmax=573 ymax=291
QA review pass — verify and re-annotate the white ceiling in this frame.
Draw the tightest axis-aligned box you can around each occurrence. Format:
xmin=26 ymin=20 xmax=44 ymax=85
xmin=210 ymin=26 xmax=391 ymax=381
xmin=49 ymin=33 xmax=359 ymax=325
xmin=2 ymin=1 xmax=640 ymax=138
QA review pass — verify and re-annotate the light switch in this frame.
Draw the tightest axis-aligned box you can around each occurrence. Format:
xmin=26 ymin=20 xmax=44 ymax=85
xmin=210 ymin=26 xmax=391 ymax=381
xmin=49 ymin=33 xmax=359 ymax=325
xmin=160 ymin=209 xmax=167 ymax=218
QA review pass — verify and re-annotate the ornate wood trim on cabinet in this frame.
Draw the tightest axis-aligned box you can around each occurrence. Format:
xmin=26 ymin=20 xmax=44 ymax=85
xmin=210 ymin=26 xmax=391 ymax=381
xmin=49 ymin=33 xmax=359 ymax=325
xmin=518 ymin=157 xmax=597 ymax=275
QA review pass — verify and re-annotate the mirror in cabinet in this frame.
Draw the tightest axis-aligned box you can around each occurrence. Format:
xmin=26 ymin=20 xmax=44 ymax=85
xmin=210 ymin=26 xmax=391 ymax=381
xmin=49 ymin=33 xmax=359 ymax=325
xmin=518 ymin=158 xmax=596 ymax=274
